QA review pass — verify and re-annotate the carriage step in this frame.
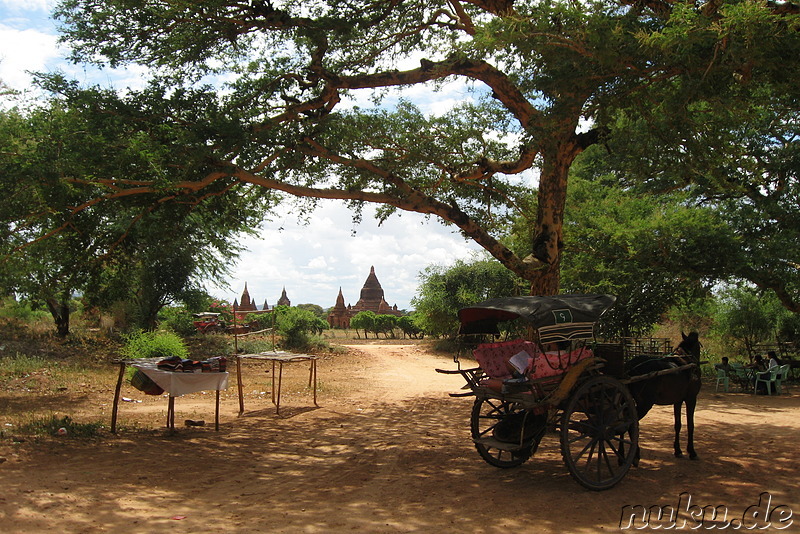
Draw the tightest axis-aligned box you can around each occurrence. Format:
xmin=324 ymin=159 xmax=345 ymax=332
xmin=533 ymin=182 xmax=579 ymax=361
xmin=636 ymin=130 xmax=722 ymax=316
xmin=473 ymin=436 xmax=533 ymax=452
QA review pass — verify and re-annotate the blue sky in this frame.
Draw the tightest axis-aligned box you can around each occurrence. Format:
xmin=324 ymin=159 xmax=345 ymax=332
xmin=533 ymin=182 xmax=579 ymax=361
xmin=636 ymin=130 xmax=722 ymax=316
xmin=0 ymin=1 xmax=485 ymax=310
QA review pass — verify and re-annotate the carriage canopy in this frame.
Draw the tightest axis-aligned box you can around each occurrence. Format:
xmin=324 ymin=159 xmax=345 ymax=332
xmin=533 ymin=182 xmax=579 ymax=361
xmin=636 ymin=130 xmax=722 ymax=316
xmin=457 ymin=294 xmax=616 ymax=336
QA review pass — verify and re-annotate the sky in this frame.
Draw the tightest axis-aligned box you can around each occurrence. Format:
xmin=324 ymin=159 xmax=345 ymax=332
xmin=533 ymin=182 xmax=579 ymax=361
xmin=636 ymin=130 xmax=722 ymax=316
xmin=0 ymin=0 xmax=485 ymax=310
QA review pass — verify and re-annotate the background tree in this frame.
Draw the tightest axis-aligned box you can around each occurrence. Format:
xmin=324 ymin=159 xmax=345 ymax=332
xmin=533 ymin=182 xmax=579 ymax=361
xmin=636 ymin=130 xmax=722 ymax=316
xmin=349 ymin=311 xmax=376 ymax=339
xmin=296 ymin=304 xmax=326 ymax=320
xmin=373 ymin=314 xmax=398 ymax=338
xmin=711 ymin=285 xmax=784 ymax=360
xmin=274 ymin=305 xmax=325 ymax=349
xmin=412 ymin=258 xmax=524 ymax=338
xmin=603 ymin=82 xmax=800 ymax=313
xmin=1 ymin=95 xmax=277 ymax=335
xmin=777 ymin=313 xmax=800 ymax=347
xmin=45 ymin=0 xmax=800 ymax=300
xmin=0 ymin=102 xmax=111 ymax=336
xmin=557 ymin=149 xmax=735 ymax=337
xmin=397 ymin=315 xmax=424 ymax=339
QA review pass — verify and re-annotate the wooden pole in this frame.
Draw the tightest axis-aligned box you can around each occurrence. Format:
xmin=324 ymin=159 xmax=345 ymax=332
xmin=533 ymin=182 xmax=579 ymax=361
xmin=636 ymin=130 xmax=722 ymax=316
xmin=167 ymin=396 xmax=175 ymax=430
xmin=276 ymin=361 xmax=284 ymax=415
xmin=271 ymin=309 xmax=276 ymax=349
xmin=233 ymin=308 xmax=239 ymax=353
xmin=271 ymin=360 xmax=277 ymax=405
xmin=312 ymin=359 xmax=318 ymax=407
xmin=215 ymin=389 xmax=220 ymax=431
xmin=110 ymin=362 xmax=126 ymax=434
xmin=236 ymin=355 xmax=244 ymax=416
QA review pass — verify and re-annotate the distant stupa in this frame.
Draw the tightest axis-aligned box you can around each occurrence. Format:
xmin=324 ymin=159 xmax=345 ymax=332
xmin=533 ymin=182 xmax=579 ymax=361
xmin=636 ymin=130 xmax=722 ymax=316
xmin=233 ymin=283 xmax=258 ymax=312
xmin=327 ymin=266 xmax=401 ymax=328
xmin=277 ymin=287 xmax=291 ymax=306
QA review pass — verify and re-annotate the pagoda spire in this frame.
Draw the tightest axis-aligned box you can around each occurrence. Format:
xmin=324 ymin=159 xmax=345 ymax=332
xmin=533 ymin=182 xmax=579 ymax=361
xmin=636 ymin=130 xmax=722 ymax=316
xmin=335 ymin=287 xmax=346 ymax=308
xmin=277 ymin=287 xmax=291 ymax=306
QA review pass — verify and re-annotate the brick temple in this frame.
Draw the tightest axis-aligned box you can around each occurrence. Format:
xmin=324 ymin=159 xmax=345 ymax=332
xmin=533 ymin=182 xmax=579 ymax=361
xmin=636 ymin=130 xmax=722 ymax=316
xmin=327 ymin=266 xmax=402 ymax=328
xmin=232 ymin=283 xmax=290 ymax=311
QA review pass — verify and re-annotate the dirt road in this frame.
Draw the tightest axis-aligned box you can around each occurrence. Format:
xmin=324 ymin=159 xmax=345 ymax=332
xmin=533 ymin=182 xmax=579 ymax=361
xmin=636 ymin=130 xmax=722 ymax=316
xmin=1 ymin=341 xmax=798 ymax=533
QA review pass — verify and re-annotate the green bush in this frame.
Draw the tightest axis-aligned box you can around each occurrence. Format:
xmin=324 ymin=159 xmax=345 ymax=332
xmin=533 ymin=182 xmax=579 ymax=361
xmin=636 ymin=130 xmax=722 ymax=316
xmin=158 ymin=306 xmax=198 ymax=337
xmin=275 ymin=306 xmax=323 ymax=350
xmin=234 ymin=337 xmax=275 ymax=354
xmin=122 ymin=330 xmax=189 ymax=360
xmin=0 ymin=298 xmax=50 ymax=322
xmin=246 ymin=312 xmax=274 ymax=330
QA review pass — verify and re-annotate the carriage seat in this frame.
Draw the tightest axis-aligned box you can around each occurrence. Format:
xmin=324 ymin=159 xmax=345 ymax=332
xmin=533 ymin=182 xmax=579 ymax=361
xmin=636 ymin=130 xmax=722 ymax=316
xmin=473 ymin=339 xmax=592 ymax=383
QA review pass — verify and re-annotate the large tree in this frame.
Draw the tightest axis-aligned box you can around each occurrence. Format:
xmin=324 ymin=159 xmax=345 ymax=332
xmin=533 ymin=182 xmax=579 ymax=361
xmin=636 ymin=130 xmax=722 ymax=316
xmin=412 ymin=258 xmax=524 ymax=337
xmin=559 ymin=164 xmax=732 ymax=336
xmin=0 ymin=102 xmax=110 ymax=336
xmin=45 ymin=0 xmax=800 ymax=298
xmin=0 ymin=97 xmax=276 ymax=335
xmin=602 ymin=80 xmax=800 ymax=312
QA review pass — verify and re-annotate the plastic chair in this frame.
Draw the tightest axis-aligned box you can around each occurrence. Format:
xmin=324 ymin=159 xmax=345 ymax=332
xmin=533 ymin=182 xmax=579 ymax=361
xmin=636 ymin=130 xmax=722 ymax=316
xmin=730 ymin=363 xmax=751 ymax=392
xmin=714 ymin=368 xmax=729 ymax=392
xmin=773 ymin=364 xmax=791 ymax=395
xmin=754 ymin=369 xmax=775 ymax=395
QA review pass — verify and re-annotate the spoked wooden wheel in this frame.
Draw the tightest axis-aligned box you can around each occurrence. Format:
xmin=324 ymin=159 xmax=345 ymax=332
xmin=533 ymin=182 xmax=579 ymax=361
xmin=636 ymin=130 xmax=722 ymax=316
xmin=560 ymin=375 xmax=639 ymax=490
xmin=471 ymin=397 xmax=540 ymax=468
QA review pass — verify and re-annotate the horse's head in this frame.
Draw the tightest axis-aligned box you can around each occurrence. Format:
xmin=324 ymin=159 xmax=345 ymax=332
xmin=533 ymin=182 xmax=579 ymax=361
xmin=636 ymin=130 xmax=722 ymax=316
xmin=676 ymin=331 xmax=701 ymax=362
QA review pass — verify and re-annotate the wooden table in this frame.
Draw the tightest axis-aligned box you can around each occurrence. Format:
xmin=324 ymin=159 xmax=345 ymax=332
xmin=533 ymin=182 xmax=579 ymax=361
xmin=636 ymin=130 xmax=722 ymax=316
xmin=111 ymin=358 xmax=228 ymax=432
xmin=236 ymin=352 xmax=318 ymax=415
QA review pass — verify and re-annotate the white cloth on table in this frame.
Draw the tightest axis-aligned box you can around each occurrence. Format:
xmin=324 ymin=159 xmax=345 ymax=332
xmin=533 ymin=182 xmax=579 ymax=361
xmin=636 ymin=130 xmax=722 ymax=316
xmin=132 ymin=361 xmax=229 ymax=397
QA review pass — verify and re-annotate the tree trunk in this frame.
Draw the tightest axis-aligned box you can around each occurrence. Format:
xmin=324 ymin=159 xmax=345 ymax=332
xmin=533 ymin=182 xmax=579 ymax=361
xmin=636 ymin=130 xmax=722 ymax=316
xmin=528 ymin=136 xmax=582 ymax=296
xmin=45 ymin=296 xmax=70 ymax=338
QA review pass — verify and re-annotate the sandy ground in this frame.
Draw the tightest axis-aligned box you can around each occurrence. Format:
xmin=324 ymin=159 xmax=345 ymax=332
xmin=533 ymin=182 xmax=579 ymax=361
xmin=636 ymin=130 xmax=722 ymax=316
xmin=1 ymin=341 xmax=799 ymax=533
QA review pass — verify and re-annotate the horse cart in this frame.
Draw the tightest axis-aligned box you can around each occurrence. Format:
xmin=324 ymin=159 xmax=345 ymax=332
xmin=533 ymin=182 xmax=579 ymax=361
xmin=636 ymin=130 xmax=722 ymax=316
xmin=437 ymin=294 xmax=646 ymax=491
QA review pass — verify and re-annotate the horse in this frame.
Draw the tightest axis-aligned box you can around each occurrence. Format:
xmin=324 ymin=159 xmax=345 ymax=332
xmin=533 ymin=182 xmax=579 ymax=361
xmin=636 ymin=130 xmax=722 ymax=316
xmin=625 ymin=332 xmax=702 ymax=460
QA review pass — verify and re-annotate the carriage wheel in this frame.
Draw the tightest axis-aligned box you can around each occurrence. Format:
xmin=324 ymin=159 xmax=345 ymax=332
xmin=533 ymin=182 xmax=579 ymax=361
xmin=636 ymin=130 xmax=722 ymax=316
xmin=560 ymin=375 xmax=639 ymax=491
xmin=470 ymin=397 xmax=538 ymax=468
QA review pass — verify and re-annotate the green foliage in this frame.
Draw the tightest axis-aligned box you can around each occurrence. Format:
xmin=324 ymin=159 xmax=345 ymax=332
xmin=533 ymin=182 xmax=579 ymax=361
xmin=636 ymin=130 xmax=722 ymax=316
xmin=5 ymin=1 xmax=799 ymax=321
xmin=175 ymin=288 xmax=217 ymax=314
xmin=0 ymin=298 xmax=51 ymax=322
xmin=209 ymin=300 xmax=234 ymax=323
xmin=711 ymin=285 xmax=784 ymax=357
xmin=245 ymin=311 xmax=274 ymax=330
xmin=274 ymin=306 xmax=325 ymax=350
xmin=296 ymin=303 xmax=325 ymax=319
xmin=299 ymin=334 xmax=331 ymax=353
xmin=555 ymin=148 xmax=732 ymax=337
xmin=373 ymin=315 xmax=397 ymax=338
xmin=665 ymin=297 xmax=716 ymax=336
xmin=314 ymin=317 xmax=330 ymax=335
xmin=43 ymin=0 xmax=800 ymax=299
xmin=348 ymin=311 xmax=399 ymax=338
xmin=350 ymin=311 xmax=376 ymax=339
xmin=397 ymin=315 xmax=423 ymax=339
xmin=412 ymin=258 xmax=524 ymax=338
xmin=122 ymin=330 xmax=189 ymax=360
xmin=157 ymin=306 xmax=198 ymax=337
xmin=234 ymin=336 xmax=274 ymax=355
xmin=777 ymin=313 xmax=800 ymax=346
xmin=1 ymin=93 xmax=277 ymax=336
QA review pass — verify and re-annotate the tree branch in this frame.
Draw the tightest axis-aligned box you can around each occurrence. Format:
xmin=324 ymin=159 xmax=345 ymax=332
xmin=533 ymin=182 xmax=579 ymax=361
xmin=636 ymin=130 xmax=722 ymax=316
xmin=330 ymin=57 xmax=540 ymax=129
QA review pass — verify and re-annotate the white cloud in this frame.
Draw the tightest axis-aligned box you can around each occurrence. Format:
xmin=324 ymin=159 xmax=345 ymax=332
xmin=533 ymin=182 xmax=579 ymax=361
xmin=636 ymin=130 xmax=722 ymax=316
xmin=1 ymin=0 xmax=55 ymax=12
xmin=306 ymin=256 xmax=329 ymax=269
xmin=0 ymin=26 xmax=59 ymax=89
xmin=223 ymin=201 xmax=483 ymax=310
xmin=0 ymin=3 xmax=152 ymax=93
